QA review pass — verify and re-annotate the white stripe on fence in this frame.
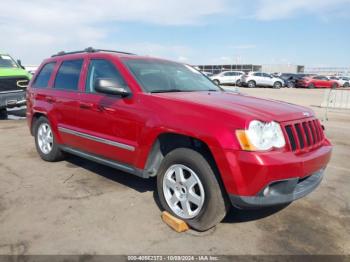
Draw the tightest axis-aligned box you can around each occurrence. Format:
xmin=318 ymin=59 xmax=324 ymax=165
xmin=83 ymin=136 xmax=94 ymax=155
xmin=321 ymin=89 xmax=350 ymax=109
xmin=321 ymin=89 xmax=350 ymax=121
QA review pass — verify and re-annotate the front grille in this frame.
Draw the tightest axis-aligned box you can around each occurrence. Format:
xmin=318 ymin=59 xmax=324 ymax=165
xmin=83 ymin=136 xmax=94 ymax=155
xmin=0 ymin=77 xmax=29 ymax=92
xmin=283 ymin=118 xmax=324 ymax=152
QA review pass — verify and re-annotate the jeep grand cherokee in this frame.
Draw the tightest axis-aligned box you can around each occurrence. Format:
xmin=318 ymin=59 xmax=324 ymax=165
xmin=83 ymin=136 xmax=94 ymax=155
xmin=27 ymin=48 xmax=332 ymax=231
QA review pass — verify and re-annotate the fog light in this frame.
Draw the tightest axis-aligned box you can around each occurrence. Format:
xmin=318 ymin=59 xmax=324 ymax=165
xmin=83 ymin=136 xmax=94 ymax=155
xmin=263 ymin=186 xmax=270 ymax=196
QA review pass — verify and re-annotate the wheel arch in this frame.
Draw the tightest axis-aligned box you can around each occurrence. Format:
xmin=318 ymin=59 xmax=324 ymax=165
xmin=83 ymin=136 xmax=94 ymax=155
xmin=144 ymin=132 xmax=230 ymax=197
xmin=30 ymin=112 xmax=47 ymax=135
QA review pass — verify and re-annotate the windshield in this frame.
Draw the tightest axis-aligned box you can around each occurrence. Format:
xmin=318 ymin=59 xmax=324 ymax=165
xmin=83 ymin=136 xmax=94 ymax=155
xmin=122 ymin=58 xmax=220 ymax=93
xmin=0 ymin=55 xmax=19 ymax=68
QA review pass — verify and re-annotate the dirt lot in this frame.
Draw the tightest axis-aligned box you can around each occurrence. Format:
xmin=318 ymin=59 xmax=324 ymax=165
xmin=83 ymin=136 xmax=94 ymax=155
xmin=0 ymin=88 xmax=349 ymax=255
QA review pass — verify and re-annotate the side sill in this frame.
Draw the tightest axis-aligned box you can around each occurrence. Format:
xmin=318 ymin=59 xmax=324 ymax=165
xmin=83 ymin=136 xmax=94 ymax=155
xmin=60 ymin=145 xmax=149 ymax=179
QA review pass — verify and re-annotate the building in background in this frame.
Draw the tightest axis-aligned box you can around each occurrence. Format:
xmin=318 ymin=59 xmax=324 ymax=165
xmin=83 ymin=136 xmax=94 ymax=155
xmin=195 ymin=64 xmax=304 ymax=74
xmin=304 ymin=67 xmax=350 ymax=76
xmin=261 ymin=64 xmax=304 ymax=74
xmin=195 ymin=64 xmax=261 ymax=75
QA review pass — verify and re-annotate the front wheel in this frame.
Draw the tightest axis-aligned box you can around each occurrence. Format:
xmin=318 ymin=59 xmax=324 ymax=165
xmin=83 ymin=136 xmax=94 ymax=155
xmin=212 ymin=79 xmax=220 ymax=86
xmin=287 ymin=81 xmax=295 ymax=88
xmin=247 ymin=80 xmax=256 ymax=88
xmin=157 ymin=148 xmax=228 ymax=231
xmin=308 ymin=83 xmax=315 ymax=89
xmin=273 ymin=81 xmax=282 ymax=89
xmin=344 ymin=82 xmax=349 ymax=88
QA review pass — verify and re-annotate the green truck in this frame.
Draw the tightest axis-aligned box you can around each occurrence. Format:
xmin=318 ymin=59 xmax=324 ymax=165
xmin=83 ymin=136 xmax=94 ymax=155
xmin=0 ymin=52 xmax=32 ymax=118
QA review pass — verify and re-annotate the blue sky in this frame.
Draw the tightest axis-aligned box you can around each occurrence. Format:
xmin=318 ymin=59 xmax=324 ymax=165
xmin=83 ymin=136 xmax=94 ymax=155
xmin=1 ymin=0 xmax=349 ymax=67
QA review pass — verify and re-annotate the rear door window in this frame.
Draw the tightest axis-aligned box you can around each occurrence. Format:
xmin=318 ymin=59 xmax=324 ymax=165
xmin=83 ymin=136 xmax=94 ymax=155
xmin=54 ymin=59 xmax=83 ymax=91
xmin=32 ymin=62 xmax=56 ymax=88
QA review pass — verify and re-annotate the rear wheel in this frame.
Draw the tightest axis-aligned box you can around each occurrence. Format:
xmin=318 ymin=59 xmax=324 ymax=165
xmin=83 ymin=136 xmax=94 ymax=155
xmin=247 ymin=80 xmax=256 ymax=88
xmin=308 ymin=83 xmax=315 ymax=89
xmin=213 ymin=79 xmax=220 ymax=86
xmin=273 ymin=81 xmax=282 ymax=89
xmin=157 ymin=148 xmax=228 ymax=231
xmin=34 ymin=117 xmax=64 ymax=162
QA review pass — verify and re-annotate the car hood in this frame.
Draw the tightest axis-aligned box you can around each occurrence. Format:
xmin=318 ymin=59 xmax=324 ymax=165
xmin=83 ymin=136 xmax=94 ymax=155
xmin=153 ymin=91 xmax=314 ymax=122
xmin=0 ymin=67 xmax=31 ymax=78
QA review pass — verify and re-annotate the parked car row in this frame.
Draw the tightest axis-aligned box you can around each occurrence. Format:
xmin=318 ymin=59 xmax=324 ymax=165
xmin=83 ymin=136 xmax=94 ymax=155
xmin=210 ymin=71 xmax=286 ymax=89
xmin=208 ymin=70 xmax=349 ymax=89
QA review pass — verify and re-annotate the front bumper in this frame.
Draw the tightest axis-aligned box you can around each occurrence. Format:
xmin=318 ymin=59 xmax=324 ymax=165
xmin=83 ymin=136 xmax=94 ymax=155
xmin=229 ymin=168 xmax=324 ymax=208
xmin=0 ymin=91 xmax=26 ymax=109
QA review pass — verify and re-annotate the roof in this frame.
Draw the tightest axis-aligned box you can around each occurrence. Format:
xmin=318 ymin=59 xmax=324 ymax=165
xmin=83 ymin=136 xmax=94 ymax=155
xmin=51 ymin=47 xmax=135 ymax=57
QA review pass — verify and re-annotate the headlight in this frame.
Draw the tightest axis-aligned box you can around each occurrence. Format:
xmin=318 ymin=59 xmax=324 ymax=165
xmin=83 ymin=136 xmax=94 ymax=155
xmin=236 ymin=120 xmax=286 ymax=151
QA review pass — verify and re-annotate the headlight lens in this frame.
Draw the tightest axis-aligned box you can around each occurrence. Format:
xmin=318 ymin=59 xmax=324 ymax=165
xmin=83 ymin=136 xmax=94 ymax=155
xmin=236 ymin=120 xmax=285 ymax=151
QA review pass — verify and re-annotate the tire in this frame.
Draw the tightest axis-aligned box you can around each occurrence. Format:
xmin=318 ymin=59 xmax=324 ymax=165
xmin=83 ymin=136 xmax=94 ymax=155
xmin=331 ymin=83 xmax=338 ymax=89
xmin=0 ymin=108 xmax=8 ymax=120
xmin=344 ymin=82 xmax=349 ymax=88
xmin=34 ymin=116 xmax=64 ymax=162
xmin=308 ymin=83 xmax=315 ymax=89
xmin=273 ymin=81 xmax=282 ymax=89
xmin=157 ymin=148 xmax=228 ymax=231
xmin=247 ymin=80 xmax=256 ymax=88
xmin=287 ymin=81 xmax=295 ymax=88
xmin=213 ymin=79 xmax=220 ymax=86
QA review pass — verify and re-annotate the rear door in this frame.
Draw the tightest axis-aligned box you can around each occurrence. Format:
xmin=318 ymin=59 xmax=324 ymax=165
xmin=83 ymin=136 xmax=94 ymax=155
xmin=312 ymin=76 xmax=324 ymax=87
xmin=51 ymin=59 xmax=84 ymax=147
xmin=252 ymin=73 xmax=262 ymax=85
xmin=323 ymin=76 xmax=333 ymax=87
xmin=261 ymin=73 xmax=273 ymax=86
xmin=220 ymin=72 xmax=232 ymax=84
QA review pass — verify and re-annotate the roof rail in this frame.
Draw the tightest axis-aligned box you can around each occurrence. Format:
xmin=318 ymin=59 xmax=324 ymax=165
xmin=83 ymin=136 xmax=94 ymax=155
xmin=51 ymin=47 xmax=135 ymax=57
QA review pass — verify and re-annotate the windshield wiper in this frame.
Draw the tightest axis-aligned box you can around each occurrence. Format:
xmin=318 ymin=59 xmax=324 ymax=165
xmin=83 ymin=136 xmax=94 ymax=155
xmin=150 ymin=89 xmax=187 ymax=93
xmin=151 ymin=88 xmax=219 ymax=93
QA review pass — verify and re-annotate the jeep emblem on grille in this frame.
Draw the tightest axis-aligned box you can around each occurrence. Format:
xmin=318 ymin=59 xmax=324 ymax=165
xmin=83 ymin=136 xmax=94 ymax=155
xmin=303 ymin=112 xmax=310 ymax=117
xmin=16 ymin=80 xmax=29 ymax=88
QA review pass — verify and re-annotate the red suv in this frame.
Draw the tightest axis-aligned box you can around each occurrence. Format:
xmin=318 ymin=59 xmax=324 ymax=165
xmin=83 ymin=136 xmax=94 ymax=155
xmin=296 ymin=75 xmax=339 ymax=88
xmin=27 ymin=48 xmax=332 ymax=231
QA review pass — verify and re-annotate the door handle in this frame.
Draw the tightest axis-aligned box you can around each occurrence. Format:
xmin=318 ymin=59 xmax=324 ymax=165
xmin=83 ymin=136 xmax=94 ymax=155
xmin=45 ymin=96 xmax=56 ymax=103
xmin=79 ymin=102 xmax=93 ymax=109
xmin=79 ymin=102 xmax=104 ymax=112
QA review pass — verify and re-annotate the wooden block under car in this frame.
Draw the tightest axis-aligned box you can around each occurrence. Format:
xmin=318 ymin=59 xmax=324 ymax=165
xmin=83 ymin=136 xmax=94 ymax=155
xmin=161 ymin=211 xmax=189 ymax=232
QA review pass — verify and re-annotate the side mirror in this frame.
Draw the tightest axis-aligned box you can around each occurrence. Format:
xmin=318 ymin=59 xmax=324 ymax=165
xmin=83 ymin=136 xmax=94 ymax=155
xmin=94 ymin=78 xmax=130 ymax=97
xmin=17 ymin=59 xmax=25 ymax=69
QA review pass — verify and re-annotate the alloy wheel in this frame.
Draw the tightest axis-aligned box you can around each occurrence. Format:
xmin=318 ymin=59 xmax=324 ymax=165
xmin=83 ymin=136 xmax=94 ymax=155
xmin=162 ymin=164 xmax=205 ymax=219
xmin=37 ymin=123 xmax=53 ymax=154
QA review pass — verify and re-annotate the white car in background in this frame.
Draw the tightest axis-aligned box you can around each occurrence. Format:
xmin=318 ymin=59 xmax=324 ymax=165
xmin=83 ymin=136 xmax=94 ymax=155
xmin=327 ymin=76 xmax=350 ymax=87
xmin=210 ymin=71 xmax=245 ymax=85
xmin=240 ymin=72 xmax=284 ymax=88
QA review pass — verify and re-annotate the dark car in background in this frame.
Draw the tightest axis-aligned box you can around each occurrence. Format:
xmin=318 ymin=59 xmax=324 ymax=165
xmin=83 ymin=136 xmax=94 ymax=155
xmin=278 ymin=73 xmax=315 ymax=88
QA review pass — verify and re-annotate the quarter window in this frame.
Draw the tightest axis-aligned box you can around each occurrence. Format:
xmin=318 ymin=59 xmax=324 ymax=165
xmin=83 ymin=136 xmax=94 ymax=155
xmin=85 ymin=59 xmax=127 ymax=93
xmin=32 ymin=62 xmax=56 ymax=88
xmin=54 ymin=59 xmax=83 ymax=91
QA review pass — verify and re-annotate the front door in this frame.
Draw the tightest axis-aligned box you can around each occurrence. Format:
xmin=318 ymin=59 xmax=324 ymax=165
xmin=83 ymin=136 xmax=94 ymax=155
xmin=75 ymin=58 xmax=139 ymax=165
